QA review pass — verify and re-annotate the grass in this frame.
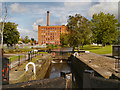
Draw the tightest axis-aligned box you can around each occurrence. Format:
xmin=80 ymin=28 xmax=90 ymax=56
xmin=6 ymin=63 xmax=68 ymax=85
xmin=4 ymin=47 xmax=33 ymax=54
xmin=79 ymin=45 xmax=112 ymax=54
xmin=31 ymin=55 xmax=42 ymax=63
xmin=9 ymin=55 xmax=25 ymax=62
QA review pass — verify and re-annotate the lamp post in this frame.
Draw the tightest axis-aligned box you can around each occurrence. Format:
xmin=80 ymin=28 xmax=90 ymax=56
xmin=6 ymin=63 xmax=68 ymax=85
xmin=118 ymin=26 xmax=120 ymax=71
xmin=77 ymin=20 xmax=80 ymax=51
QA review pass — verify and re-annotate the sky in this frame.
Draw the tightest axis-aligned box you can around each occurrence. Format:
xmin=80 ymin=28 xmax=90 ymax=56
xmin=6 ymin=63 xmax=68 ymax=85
xmin=0 ymin=0 xmax=119 ymax=41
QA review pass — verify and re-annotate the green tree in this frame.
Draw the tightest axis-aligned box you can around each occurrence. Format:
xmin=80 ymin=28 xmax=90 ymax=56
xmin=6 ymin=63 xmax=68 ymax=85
xmin=91 ymin=12 xmax=118 ymax=46
xmin=3 ymin=22 xmax=20 ymax=47
xmin=67 ymin=14 xmax=91 ymax=49
xmin=60 ymin=33 xmax=69 ymax=46
xmin=30 ymin=38 xmax=34 ymax=45
xmin=24 ymin=36 xmax=30 ymax=44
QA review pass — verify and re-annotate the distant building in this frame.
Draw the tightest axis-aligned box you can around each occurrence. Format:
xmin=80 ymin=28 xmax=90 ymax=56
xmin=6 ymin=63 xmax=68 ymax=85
xmin=38 ymin=11 xmax=69 ymax=45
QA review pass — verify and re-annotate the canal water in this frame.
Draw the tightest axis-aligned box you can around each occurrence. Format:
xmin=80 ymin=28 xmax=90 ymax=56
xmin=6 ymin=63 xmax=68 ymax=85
xmin=45 ymin=47 xmax=73 ymax=79
xmin=46 ymin=61 xmax=71 ymax=79
xmin=45 ymin=47 xmax=79 ymax=88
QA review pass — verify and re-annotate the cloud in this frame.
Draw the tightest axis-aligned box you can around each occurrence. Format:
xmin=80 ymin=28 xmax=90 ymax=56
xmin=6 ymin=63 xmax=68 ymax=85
xmin=1 ymin=0 xmax=120 ymax=2
xmin=17 ymin=27 xmax=38 ymax=40
xmin=54 ymin=16 xmax=67 ymax=25
xmin=87 ymin=2 xmax=118 ymax=18
xmin=64 ymin=2 xmax=91 ymax=8
xmin=10 ymin=3 xmax=28 ymax=13
xmin=32 ymin=18 xmax=44 ymax=31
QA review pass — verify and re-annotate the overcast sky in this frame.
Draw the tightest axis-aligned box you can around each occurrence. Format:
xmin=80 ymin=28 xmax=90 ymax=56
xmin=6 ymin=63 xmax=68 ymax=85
xmin=1 ymin=0 xmax=119 ymax=41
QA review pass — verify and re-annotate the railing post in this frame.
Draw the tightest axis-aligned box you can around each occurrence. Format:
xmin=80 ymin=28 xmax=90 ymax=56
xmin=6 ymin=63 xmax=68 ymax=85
xmin=9 ymin=58 xmax=11 ymax=70
xmin=31 ymin=51 xmax=32 ymax=60
xmin=28 ymin=51 xmax=30 ymax=62
xmin=18 ymin=56 xmax=20 ymax=66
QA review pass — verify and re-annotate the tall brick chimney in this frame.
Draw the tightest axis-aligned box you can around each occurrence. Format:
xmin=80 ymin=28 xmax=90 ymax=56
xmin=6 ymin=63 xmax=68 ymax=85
xmin=47 ymin=11 xmax=49 ymax=26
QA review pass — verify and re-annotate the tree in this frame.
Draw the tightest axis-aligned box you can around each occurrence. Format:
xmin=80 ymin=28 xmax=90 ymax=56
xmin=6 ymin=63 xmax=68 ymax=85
xmin=91 ymin=12 xmax=118 ymax=46
xmin=3 ymin=22 xmax=20 ymax=47
xmin=30 ymin=38 xmax=34 ymax=45
xmin=60 ymin=33 xmax=69 ymax=46
xmin=66 ymin=14 xmax=91 ymax=49
xmin=34 ymin=40 xmax=37 ymax=45
xmin=24 ymin=36 xmax=30 ymax=44
xmin=0 ymin=4 xmax=7 ymax=55
xmin=19 ymin=38 xmax=23 ymax=42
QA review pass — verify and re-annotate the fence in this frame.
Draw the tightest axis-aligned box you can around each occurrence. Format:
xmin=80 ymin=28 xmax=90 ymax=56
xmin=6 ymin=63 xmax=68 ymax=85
xmin=9 ymin=51 xmax=41 ymax=69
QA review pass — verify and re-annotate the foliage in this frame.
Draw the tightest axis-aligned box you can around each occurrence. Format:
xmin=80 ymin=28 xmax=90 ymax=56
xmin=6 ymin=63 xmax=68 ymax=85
xmin=91 ymin=12 xmax=118 ymax=46
xmin=55 ymin=44 xmax=58 ymax=47
xmin=23 ymin=36 xmax=30 ymax=44
xmin=30 ymin=38 xmax=35 ymax=45
xmin=60 ymin=33 xmax=69 ymax=46
xmin=47 ymin=44 xmax=54 ymax=49
xmin=66 ymin=14 xmax=91 ymax=48
xmin=3 ymin=22 xmax=20 ymax=47
xmin=19 ymin=38 xmax=23 ymax=44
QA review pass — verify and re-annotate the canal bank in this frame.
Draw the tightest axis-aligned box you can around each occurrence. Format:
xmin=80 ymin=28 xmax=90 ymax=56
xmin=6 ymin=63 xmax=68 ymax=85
xmin=70 ymin=53 xmax=120 ymax=89
xmin=3 ymin=47 xmax=120 ymax=89
xmin=9 ymin=54 xmax=52 ymax=84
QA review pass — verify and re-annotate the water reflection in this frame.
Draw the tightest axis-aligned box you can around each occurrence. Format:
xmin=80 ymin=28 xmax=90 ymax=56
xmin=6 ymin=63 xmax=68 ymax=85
xmin=49 ymin=63 xmax=71 ymax=79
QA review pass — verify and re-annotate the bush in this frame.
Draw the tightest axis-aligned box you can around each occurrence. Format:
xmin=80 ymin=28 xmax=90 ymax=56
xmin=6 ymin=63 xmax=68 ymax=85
xmin=55 ymin=44 xmax=58 ymax=47
xmin=8 ymin=49 xmax=14 ymax=53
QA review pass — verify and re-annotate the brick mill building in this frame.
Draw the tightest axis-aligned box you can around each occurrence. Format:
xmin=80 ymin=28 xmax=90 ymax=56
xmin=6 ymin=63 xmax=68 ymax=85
xmin=38 ymin=11 xmax=69 ymax=45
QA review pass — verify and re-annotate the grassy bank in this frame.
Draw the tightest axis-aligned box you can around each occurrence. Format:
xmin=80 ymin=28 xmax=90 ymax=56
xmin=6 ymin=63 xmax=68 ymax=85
xmin=80 ymin=45 xmax=112 ymax=54
xmin=9 ymin=55 xmax=25 ymax=62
